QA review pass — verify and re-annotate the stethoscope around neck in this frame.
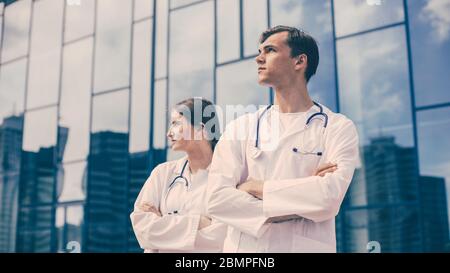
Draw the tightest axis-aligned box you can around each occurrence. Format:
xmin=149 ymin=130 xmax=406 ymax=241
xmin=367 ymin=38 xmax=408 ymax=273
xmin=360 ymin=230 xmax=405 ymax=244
xmin=164 ymin=160 xmax=190 ymax=215
xmin=253 ymin=101 xmax=328 ymax=158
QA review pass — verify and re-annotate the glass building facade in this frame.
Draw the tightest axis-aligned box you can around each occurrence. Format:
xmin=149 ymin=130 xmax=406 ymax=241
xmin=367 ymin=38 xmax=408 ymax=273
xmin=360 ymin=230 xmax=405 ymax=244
xmin=0 ymin=0 xmax=449 ymax=252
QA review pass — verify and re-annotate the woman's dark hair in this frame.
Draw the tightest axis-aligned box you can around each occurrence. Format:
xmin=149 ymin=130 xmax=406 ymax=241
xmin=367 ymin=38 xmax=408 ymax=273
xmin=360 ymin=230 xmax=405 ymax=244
xmin=173 ymin=97 xmax=221 ymax=151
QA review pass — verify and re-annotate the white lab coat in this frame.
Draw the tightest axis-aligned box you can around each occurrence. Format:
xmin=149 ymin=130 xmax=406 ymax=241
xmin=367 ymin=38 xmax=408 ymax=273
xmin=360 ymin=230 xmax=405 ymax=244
xmin=206 ymin=103 xmax=360 ymax=253
xmin=130 ymin=156 xmax=227 ymax=253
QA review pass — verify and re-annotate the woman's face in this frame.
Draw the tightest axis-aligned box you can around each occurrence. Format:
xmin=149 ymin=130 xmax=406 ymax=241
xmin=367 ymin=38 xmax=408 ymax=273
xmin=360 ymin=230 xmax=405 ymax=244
xmin=167 ymin=110 xmax=197 ymax=152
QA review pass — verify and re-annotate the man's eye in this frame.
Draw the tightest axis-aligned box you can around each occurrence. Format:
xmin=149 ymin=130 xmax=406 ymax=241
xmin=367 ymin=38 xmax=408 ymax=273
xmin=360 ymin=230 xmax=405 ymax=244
xmin=267 ymin=48 xmax=275 ymax=52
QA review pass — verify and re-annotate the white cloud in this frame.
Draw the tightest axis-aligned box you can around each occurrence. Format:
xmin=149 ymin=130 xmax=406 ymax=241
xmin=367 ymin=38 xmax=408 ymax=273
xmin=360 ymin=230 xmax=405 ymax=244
xmin=334 ymin=0 xmax=403 ymax=36
xmin=420 ymin=0 xmax=450 ymax=43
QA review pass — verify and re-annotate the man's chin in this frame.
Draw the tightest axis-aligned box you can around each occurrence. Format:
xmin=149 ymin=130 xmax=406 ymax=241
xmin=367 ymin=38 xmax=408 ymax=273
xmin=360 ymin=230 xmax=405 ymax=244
xmin=257 ymin=78 xmax=271 ymax=87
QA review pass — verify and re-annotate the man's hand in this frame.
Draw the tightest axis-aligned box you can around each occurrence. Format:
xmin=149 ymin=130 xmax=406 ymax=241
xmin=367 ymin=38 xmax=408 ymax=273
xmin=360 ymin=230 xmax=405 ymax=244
xmin=139 ymin=202 xmax=162 ymax=217
xmin=198 ymin=215 xmax=212 ymax=230
xmin=315 ymin=163 xmax=338 ymax=177
xmin=237 ymin=179 xmax=264 ymax=199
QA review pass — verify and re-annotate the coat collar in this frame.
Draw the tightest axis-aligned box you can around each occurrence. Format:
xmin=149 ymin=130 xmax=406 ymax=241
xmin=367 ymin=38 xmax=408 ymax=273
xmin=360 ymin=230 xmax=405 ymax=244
xmin=261 ymin=102 xmax=328 ymax=140
xmin=173 ymin=155 xmax=211 ymax=176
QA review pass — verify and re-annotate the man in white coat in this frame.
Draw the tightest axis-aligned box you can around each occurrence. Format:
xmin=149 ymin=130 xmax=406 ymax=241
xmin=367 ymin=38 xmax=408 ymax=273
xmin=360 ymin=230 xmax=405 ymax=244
xmin=206 ymin=26 xmax=360 ymax=252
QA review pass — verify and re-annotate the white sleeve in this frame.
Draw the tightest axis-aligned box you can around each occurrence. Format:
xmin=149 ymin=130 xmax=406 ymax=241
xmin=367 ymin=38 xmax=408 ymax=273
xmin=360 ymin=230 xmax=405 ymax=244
xmin=130 ymin=165 xmax=201 ymax=251
xmin=194 ymin=218 xmax=228 ymax=251
xmin=263 ymin=119 xmax=360 ymax=223
xmin=207 ymin=119 xmax=269 ymax=238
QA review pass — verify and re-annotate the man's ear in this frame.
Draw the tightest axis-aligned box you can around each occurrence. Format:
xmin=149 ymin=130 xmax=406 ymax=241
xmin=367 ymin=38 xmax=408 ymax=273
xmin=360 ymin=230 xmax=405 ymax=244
xmin=295 ymin=54 xmax=307 ymax=70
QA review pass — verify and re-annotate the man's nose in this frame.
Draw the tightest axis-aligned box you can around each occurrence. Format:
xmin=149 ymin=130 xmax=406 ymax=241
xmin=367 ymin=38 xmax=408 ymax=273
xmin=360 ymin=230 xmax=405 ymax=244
xmin=255 ymin=53 xmax=264 ymax=64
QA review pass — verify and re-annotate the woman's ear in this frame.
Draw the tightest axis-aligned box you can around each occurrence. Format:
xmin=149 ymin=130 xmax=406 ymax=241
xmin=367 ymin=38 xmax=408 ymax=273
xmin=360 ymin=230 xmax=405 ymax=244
xmin=199 ymin=122 xmax=208 ymax=139
xmin=193 ymin=123 xmax=206 ymax=140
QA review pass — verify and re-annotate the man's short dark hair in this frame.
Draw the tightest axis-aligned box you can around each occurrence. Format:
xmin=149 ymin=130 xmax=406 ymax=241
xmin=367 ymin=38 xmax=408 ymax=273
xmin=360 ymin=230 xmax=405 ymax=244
xmin=259 ymin=25 xmax=319 ymax=83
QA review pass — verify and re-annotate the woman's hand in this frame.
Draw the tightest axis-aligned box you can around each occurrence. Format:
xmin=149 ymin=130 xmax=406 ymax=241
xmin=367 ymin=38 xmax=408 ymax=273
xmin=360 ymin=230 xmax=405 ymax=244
xmin=139 ymin=202 xmax=162 ymax=217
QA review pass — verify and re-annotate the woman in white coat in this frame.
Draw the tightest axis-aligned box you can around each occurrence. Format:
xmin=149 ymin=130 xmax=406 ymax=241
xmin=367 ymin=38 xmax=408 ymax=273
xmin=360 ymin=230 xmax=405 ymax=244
xmin=130 ymin=98 xmax=227 ymax=253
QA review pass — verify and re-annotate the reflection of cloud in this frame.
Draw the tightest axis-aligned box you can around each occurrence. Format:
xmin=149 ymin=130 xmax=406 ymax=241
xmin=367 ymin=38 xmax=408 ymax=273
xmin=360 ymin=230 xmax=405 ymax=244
xmin=56 ymin=207 xmax=65 ymax=227
xmin=270 ymin=0 xmax=336 ymax=108
xmin=316 ymin=1 xmax=333 ymax=35
xmin=130 ymin=20 xmax=152 ymax=153
xmin=420 ymin=0 xmax=450 ymax=43
xmin=56 ymin=205 xmax=84 ymax=227
xmin=425 ymin=162 xmax=450 ymax=183
xmin=26 ymin=0 xmax=64 ymax=109
xmin=418 ymin=117 xmax=450 ymax=129
xmin=334 ymin=0 xmax=403 ymax=36
xmin=59 ymin=38 xmax=93 ymax=162
xmin=337 ymin=26 xmax=412 ymax=146
xmin=64 ymin=0 xmax=95 ymax=42
xmin=0 ymin=60 xmax=26 ymax=120
xmin=217 ymin=60 xmax=270 ymax=108
xmin=216 ymin=59 xmax=270 ymax=129
xmin=365 ymin=82 xmax=402 ymax=120
xmin=217 ymin=0 xmax=240 ymax=63
xmin=134 ymin=0 xmax=153 ymax=21
xmin=58 ymin=162 xmax=86 ymax=202
xmin=169 ymin=1 xmax=214 ymax=77
xmin=367 ymin=123 xmax=412 ymax=135
xmin=94 ymin=0 xmax=132 ymax=92
xmin=243 ymin=0 xmax=268 ymax=55
xmin=362 ymin=40 xmax=400 ymax=61
xmin=2 ymin=0 xmax=32 ymax=62
xmin=168 ymin=1 xmax=214 ymax=120
xmin=66 ymin=206 xmax=83 ymax=226
xmin=271 ymin=0 xmax=332 ymax=39
xmin=92 ymin=90 xmax=129 ymax=134
xmin=22 ymin=107 xmax=58 ymax=152
xmin=170 ymin=69 xmax=213 ymax=107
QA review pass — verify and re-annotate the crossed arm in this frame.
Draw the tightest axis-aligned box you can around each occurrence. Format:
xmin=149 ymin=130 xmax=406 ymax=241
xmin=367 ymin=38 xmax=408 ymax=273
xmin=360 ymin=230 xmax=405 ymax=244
xmin=207 ymin=118 xmax=359 ymax=236
xmin=237 ymin=162 xmax=338 ymax=200
xmin=138 ymin=203 xmax=212 ymax=230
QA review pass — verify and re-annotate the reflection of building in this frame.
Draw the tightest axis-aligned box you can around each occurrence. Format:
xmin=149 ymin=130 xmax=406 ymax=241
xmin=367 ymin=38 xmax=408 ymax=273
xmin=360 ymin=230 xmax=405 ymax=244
xmin=364 ymin=136 xmax=421 ymax=253
xmin=127 ymin=149 xmax=166 ymax=252
xmin=16 ymin=205 xmax=53 ymax=252
xmin=419 ymin=176 xmax=449 ymax=252
xmin=16 ymin=146 xmax=57 ymax=252
xmin=57 ymin=127 xmax=69 ymax=162
xmin=339 ymin=136 xmax=449 ymax=253
xmin=56 ymin=126 xmax=69 ymax=199
xmin=0 ymin=116 xmax=23 ymax=173
xmin=66 ymin=223 xmax=82 ymax=249
xmin=85 ymin=131 xmax=129 ymax=252
xmin=1 ymin=0 xmax=449 ymax=253
xmin=85 ymin=131 xmax=166 ymax=252
xmin=0 ymin=116 xmax=23 ymax=252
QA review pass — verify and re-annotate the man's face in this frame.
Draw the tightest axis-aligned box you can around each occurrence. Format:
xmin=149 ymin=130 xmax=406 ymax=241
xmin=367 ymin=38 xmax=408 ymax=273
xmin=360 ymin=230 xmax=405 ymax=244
xmin=255 ymin=31 xmax=301 ymax=87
